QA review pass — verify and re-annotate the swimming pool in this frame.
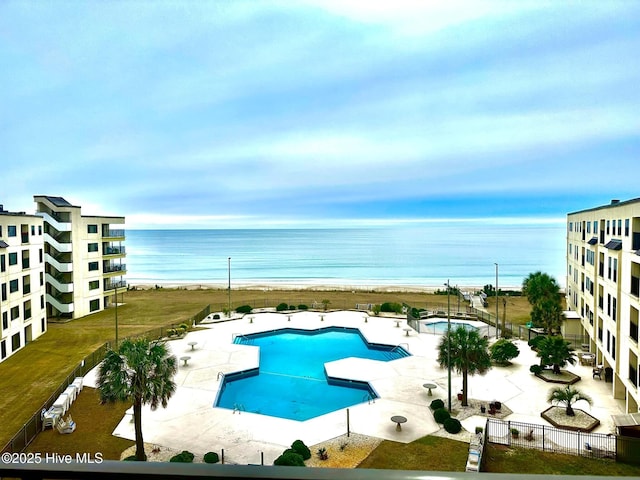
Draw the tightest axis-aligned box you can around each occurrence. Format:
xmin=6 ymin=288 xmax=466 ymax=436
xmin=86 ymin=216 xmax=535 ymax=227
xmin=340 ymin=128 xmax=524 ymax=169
xmin=215 ymin=327 xmax=410 ymax=421
xmin=422 ymin=321 xmax=479 ymax=334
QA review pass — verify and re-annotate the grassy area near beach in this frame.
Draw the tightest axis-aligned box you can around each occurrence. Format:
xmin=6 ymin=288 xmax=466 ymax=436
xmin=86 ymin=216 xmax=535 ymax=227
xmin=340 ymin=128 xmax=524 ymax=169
xmin=0 ymin=287 xmax=532 ymax=449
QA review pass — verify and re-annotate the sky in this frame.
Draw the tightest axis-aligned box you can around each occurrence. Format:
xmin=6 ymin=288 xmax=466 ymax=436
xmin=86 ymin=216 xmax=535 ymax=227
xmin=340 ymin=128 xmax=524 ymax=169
xmin=1 ymin=1 xmax=639 ymax=229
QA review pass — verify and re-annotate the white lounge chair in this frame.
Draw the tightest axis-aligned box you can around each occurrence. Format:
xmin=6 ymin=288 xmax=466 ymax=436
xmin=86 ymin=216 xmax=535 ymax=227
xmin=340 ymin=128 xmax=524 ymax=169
xmin=41 ymin=408 xmax=60 ymax=431
xmin=56 ymin=415 xmax=76 ymax=434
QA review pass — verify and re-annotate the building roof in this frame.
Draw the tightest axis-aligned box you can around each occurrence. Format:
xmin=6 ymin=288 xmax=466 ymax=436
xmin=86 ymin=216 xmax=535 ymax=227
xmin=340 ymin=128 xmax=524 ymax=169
xmin=39 ymin=196 xmax=75 ymax=207
xmin=567 ymin=197 xmax=640 ymax=216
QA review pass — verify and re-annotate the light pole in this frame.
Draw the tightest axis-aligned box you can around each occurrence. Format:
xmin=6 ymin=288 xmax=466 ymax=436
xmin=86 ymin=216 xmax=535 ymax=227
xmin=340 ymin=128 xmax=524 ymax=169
xmin=495 ymin=263 xmax=499 ymax=339
xmin=228 ymin=257 xmax=231 ymax=316
xmin=445 ymin=279 xmax=452 ymax=412
xmin=114 ymin=284 xmax=119 ymax=348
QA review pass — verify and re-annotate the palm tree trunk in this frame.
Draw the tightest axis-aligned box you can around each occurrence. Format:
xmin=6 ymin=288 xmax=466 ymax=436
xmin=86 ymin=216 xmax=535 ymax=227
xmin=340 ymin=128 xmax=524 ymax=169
xmin=134 ymin=398 xmax=146 ymax=461
xmin=462 ymin=369 xmax=469 ymax=406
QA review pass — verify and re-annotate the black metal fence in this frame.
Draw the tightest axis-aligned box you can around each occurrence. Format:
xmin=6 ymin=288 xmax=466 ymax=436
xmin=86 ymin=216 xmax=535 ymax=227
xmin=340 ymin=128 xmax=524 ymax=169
xmin=486 ymin=418 xmax=640 ymax=465
xmin=1 ymin=304 xmax=211 ymax=455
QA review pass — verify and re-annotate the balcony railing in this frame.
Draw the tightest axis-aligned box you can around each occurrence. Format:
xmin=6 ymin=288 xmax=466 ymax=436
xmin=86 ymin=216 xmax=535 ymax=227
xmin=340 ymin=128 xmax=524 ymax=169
xmin=104 ymin=280 xmax=127 ymax=291
xmin=103 ymin=229 xmax=125 ymax=238
xmin=104 ymin=264 xmax=126 ymax=273
xmin=103 ymin=246 xmax=126 ymax=255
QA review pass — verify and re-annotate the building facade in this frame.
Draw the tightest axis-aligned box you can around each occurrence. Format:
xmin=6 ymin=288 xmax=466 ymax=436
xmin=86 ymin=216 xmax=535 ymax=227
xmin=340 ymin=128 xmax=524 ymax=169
xmin=566 ymin=198 xmax=640 ymax=413
xmin=34 ymin=196 xmax=126 ymax=319
xmin=0 ymin=205 xmax=47 ymax=363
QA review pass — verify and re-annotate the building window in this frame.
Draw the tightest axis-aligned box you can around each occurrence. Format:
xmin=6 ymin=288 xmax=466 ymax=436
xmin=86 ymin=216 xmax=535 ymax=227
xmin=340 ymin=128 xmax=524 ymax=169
xmin=89 ymin=280 xmax=99 ymax=290
xmin=88 ymin=224 xmax=98 ymax=234
xmin=613 ymin=335 xmax=616 ymax=360
xmin=613 ymin=297 xmax=617 ymax=321
xmin=23 ymin=300 xmax=31 ymax=320
xmin=9 ymin=252 xmax=17 ymax=266
xmin=89 ymin=299 xmax=100 ymax=312
xmin=631 ymin=320 xmax=639 ymax=343
xmin=21 ymin=250 xmax=29 ymax=269
xmin=607 ymin=293 xmax=611 ymax=316
xmin=594 ymin=220 xmax=598 ymax=233
xmin=607 ymin=330 xmax=610 ymax=352
xmin=0 ymin=254 xmax=4 ymax=272
xmin=618 ymin=219 xmax=622 ymax=236
xmin=2 ymin=312 xmax=7 ymax=330
xmin=1 ymin=283 xmax=6 ymax=301
xmin=41 ymin=317 xmax=46 ymax=333
xmin=625 ymin=219 xmax=630 ymax=237
xmin=606 ymin=220 xmax=610 ymax=235
xmin=38 ymin=225 xmax=42 ymax=235
xmin=587 ymin=222 xmax=591 ymax=234
xmin=41 ymin=295 xmax=44 ymax=309
xmin=88 ymin=261 xmax=99 ymax=271
xmin=9 ymin=279 xmax=19 ymax=293
xmin=608 ymin=257 xmax=612 ymax=279
xmin=11 ymin=306 xmax=19 ymax=320
xmin=613 ymin=258 xmax=618 ymax=283
xmin=31 ymin=225 xmax=35 ymax=236
xmin=8 ymin=225 xmax=16 ymax=237
xmin=11 ymin=333 xmax=20 ymax=351
xmin=39 ymin=248 xmax=43 ymax=263
xmin=0 ymin=340 xmax=5 ymax=359
xmin=40 ymin=272 xmax=43 ymax=286
xmin=23 ymin=275 xmax=30 ymax=295
xmin=88 ymin=243 xmax=99 ymax=253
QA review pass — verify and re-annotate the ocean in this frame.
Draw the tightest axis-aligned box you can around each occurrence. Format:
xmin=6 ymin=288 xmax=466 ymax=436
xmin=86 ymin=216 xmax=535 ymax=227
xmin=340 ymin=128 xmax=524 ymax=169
xmin=124 ymin=222 xmax=567 ymax=289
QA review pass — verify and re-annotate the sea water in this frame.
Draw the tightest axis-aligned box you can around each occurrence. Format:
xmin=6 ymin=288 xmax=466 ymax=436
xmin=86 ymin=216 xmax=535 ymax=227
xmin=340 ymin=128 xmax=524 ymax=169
xmin=124 ymin=221 xmax=566 ymax=288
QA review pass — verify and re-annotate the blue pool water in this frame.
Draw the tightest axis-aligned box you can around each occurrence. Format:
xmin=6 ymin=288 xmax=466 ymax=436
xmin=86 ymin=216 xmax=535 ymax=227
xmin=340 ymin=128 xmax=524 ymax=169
xmin=423 ymin=321 xmax=479 ymax=334
xmin=215 ymin=327 xmax=410 ymax=421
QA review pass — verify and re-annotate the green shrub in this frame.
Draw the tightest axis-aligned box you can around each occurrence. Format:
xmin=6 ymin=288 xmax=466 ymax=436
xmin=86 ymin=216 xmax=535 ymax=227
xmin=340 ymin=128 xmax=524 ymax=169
xmin=291 ymin=440 xmax=311 ymax=460
xmin=166 ymin=328 xmax=176 ymax=337
xmin=444 ymin=418 xmax=462 ymax=434
xmin=276 ymin=303 xmax=289 ymax=312
xmin=123 ymin=454 xmax=147 ymax=461
xmin=236 ymin=305 xmax=253 ymax=314
xmin=530 ymin=364 xmax=543 ymax=374
xmin=179 ymin=323 xmax=189 ymax=330
xmin=289 ymin=305 xmax=296 ymax=310
xmin=433 ymin=408 xmax=451 ymax=423
xmin=380 ymin=302 xmax=403 ymax=314
xmin=298 ymin=304 xmax=308 ymax=310
xmin=430 ymin=399 xmax=445 ymax=410
xmin=475 ymin=426 xmax=483 ymax=434
xmin=490 ymin=339 xmax=520 ymax=365
xmin=273 ymin=451 xmax=305 ymax=466
xmin=203 ymin=451 xmax=219 ymax=464
xmin=372 ymin=304 xmax=381 ymax=316
xmin=169 ymin=451 xmax=194 ymax=463
xmin=528 ymin=335 xmax=546 ymax=350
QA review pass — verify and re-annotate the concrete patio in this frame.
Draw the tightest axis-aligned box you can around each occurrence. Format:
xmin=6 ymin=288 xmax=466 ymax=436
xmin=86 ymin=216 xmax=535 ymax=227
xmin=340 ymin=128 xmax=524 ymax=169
xmin=83 ymin=310 xmax=626 ymax=465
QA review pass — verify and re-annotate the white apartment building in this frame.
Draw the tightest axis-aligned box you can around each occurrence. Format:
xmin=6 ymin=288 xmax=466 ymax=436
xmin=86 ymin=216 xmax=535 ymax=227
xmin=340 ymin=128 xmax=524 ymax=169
xmin=566 ymin=198 xmax=640 ymax=413
xmin=34 ymin=195 xmax=126 ymax=319
xmin=0 ymin=205 xmax=47 ymax=363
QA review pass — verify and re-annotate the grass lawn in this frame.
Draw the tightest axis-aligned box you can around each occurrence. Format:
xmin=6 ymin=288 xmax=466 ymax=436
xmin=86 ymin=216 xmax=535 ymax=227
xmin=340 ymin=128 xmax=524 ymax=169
xmin=483 ymin=443 xmax=640 ymax=476
xmin=0 ymin=287 xmax=531 ymax=449
xmin=25 ymin=387 xmax=134 ymax=460
xmin=357 ymin=436 xmax=469 ymax=471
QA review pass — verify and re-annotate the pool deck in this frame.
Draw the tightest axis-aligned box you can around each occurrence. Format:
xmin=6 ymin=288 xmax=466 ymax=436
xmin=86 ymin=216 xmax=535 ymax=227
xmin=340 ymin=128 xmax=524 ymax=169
xmin=84 ymin=310 xmax=626 ymax=465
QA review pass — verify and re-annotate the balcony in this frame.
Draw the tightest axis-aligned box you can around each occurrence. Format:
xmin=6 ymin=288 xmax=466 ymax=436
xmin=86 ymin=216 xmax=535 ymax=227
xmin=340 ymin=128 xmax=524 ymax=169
xmin=104 ymin=264 xmax=126 ymax=274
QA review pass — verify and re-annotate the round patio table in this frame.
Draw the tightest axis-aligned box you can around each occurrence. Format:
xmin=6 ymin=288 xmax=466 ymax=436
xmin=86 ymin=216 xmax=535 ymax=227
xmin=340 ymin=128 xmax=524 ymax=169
xmin=423 ymin=383 xmax=437 ymax=396
xmin=391 ymin=415 xmax=407 ymax=431
xmin=188 ymin=341 xmax=197 ymax=351
xmin=180 ymin=356 xmax=191 ymax=366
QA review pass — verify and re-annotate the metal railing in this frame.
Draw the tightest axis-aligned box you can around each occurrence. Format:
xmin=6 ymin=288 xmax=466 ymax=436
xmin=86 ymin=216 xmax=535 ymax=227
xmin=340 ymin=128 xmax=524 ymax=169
xmin=486 ymin=418 xmax=640 ymax=465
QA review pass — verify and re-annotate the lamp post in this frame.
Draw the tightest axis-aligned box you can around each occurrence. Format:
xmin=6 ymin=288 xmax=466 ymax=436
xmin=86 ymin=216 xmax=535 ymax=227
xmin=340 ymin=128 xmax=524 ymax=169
xmin=495 ymin=263 xmax=499 ymax=339
xmin=114 ymin=284 xmax=118 ymax=348
xmin=228 ymin=257 xmax=231 ymax=316
xmin=445 ymin=279 xmax=452 ymax=412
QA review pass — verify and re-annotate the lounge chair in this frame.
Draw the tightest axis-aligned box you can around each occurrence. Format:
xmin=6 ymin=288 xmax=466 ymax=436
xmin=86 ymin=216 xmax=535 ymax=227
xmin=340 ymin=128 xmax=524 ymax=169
xmin=55 ymin=415 xmax=76 ymax=434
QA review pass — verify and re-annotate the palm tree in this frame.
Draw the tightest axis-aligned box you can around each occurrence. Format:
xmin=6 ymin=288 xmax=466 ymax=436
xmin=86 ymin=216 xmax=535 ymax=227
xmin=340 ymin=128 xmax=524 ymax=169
xmin=437 ymin=326 xmax=492 ymax=406
xmin=98 ymin=338 xmax=177 ymax=461
xmin=537 ymin=336 xmax=576 ymax=374
xmin=548 ymin=385 xmax=593 ymax=416
xmin=522 ymin=271 xmax=563 ymax=334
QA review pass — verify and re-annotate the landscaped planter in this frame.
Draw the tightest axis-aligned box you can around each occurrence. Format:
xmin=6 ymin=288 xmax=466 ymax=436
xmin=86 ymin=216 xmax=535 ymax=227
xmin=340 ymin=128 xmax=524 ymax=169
xmin=541 ymin=406 xmax=600 ymax=432
xmin=535 ymin=369 xmax=581 ymax=385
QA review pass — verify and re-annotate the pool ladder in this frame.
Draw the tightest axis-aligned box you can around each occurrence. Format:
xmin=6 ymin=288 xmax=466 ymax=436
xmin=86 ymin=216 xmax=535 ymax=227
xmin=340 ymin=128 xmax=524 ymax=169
xmin=363 ymin=393 xmax=376 ymax=405
xmin=217 ymin=371 xmax=225 ymax=380
xmin=233 ymin=403 xmax=245 ymax=414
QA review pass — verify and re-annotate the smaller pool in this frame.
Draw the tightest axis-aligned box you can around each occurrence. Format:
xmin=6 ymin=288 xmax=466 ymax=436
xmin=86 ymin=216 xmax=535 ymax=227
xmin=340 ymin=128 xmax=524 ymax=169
xmin=422 ymin=321 xmax=479 ymax=334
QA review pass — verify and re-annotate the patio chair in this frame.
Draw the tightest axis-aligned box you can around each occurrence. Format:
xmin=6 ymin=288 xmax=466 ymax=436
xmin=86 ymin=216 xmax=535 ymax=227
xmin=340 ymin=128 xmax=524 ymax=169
xmin=592 ymin=366 xmax=603 ymax=380
xmin=41 ymin=408 xmax=59 ymax=431
xmin=56 ymin=415 xmax=76 ymax=434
